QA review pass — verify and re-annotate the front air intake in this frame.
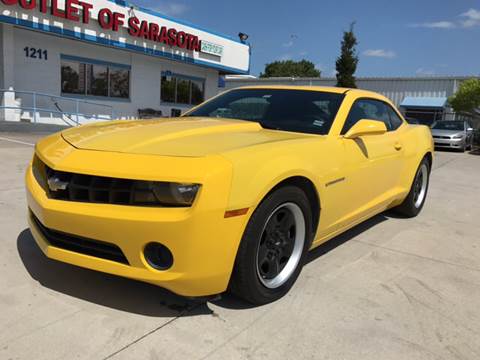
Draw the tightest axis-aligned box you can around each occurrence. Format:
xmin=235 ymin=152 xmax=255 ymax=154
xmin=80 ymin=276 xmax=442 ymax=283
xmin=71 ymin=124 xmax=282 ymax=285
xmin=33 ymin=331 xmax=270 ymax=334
xmin=30 ymin=211 xmax=129 ymax=265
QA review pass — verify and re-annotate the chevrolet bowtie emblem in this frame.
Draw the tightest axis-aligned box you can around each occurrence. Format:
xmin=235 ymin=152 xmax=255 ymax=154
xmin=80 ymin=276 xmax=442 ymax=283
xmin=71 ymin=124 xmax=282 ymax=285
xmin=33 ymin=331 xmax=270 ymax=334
xmin=47 ymin=176 xmax=69 ymax=192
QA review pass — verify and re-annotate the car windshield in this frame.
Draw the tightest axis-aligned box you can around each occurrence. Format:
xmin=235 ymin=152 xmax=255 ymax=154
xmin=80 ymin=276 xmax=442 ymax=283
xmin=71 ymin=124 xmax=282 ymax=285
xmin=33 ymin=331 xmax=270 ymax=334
xmin=432 ymin=121 xmax=465 ymax=131
xmin=185 ymin=89 xmax=345 ymax=135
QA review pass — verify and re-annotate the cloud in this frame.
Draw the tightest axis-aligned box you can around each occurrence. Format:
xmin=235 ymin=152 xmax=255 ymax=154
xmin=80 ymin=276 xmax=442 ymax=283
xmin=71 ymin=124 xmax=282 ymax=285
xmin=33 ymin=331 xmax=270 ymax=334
xmin=409 ymin=8 xmax=480 ymax=29
xmin=460 ymin=8 xmax=480 ymax=28
xmin=282 ymin=35 xmax=298 ymax=48
xmin=411 ymin=22 xmax=456 ymax=29
xmin=363 ymin=49 xmax=397 ymax=59
xmin=151 ymin=3 xmax=189 ymax=16
xmin=278 ymin=54 xmax=293 ymax=61
xmin=416 ymin=68 xmax=436 ymax=76
xmin=314 ymin=64 xmax=336 ymax=77
xmin=299 ymin=51 xmax=308 ymax=56
xmin=409 ymin=21 xmax=456 ymax=29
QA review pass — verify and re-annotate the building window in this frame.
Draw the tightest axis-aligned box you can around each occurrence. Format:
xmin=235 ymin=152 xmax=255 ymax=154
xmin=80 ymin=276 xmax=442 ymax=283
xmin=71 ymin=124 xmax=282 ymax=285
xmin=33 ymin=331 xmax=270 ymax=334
xmin=177 ymin=78 xmax=191 ymax=104
xmin=61 ymin=57 xmax=130 ymax=99
xmin=161 ymin=76 xmax=176 ymax=103
xmin=87 ymin=64 xmax=108 ymax=97
xmin=109 ymin=67 xmax=130 ymax=98
xmin=61 ymin=61 xmax=86 ymax=95
xmin=161 ymin=73 xmax=205 ymax=105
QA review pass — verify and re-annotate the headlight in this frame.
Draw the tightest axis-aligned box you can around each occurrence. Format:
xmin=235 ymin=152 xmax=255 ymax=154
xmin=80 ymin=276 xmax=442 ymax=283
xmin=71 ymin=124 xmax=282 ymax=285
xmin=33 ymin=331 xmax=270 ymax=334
xmin=132 ymin=182 xmax=201 ymax=207
xmin=452 ymin=135 xmax=463 ymax=139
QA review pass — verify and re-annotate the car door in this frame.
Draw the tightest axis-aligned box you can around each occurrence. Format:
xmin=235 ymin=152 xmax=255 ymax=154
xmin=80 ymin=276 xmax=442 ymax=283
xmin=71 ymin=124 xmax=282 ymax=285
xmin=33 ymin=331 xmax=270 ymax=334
xmin=336 ymin=99 xmax=406 ymax=227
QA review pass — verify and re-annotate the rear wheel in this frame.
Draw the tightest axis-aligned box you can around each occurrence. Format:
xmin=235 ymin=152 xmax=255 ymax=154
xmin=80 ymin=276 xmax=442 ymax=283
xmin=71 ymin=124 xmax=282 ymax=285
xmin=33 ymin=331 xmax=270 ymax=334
xmin=230 ymin=186 xmax=312 ymax=305
xmin=394 ymin=157 xmax=430 ymax=217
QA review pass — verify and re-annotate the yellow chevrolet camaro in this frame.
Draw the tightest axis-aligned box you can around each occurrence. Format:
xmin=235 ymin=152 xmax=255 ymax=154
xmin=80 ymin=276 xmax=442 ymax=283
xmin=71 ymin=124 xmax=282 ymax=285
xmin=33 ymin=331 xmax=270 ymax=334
xmin=26 ymin=86 xmax=434 ymax=304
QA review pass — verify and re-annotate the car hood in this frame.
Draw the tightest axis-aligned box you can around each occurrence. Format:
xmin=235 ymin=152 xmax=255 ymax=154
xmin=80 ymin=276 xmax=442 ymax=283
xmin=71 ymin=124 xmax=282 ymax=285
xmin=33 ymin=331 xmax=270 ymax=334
xmin=61 ymin=117 xmax=312 ymax=157
xmin=431 ymin=129 xmax=464 ymax=137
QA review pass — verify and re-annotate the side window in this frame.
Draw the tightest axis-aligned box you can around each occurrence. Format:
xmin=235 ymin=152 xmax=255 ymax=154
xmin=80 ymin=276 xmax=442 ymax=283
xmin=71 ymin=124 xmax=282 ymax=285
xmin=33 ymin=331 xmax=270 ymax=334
xmin=387 ymin=105 xmax=404 ymax=131
xmin=342 ymin=99 xmax=390 ymax=134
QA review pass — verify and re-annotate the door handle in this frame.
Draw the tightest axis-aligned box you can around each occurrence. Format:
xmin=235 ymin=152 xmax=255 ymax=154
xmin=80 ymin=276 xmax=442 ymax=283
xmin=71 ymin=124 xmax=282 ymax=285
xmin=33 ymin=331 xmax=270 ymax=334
xmin=394 ymin=142 xmax=403 ymax=151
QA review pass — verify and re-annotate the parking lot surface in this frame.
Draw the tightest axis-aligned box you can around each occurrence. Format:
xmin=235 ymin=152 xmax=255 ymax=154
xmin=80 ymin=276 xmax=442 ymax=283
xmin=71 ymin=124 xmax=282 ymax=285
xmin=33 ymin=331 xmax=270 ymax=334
xmin=1 ymin=133 xmax=479 ymax=360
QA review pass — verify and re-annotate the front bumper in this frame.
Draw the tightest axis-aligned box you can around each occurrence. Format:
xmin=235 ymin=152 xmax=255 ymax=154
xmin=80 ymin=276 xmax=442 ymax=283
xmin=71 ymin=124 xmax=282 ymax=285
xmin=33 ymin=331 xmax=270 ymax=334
xmin=433 ymin=137 xmax=465 ymax=149
xmin=25 ymin=138 xmax=250 ymax=297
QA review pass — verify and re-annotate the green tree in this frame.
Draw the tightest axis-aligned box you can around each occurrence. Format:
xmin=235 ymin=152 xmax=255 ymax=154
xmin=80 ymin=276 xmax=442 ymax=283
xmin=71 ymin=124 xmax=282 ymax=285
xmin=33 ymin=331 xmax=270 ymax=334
xmin=449 ymin=78 xmax=480 ymax=114
xmin=260 ymin=60 xmax=320 ymax=78
xmin=336 ymin=23 xmax=359 ymax=88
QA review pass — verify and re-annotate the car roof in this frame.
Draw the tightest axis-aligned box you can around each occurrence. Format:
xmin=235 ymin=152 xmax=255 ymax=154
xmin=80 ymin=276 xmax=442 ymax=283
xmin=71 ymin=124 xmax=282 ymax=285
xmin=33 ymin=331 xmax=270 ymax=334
xmin=234 ymin=85 xmax=387 ymax=99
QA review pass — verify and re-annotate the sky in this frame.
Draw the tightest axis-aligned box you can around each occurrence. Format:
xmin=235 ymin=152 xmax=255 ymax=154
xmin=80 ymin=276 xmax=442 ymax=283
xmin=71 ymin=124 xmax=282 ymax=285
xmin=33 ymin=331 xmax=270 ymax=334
xmin=134 ymin=0 xmax=480 ymax=77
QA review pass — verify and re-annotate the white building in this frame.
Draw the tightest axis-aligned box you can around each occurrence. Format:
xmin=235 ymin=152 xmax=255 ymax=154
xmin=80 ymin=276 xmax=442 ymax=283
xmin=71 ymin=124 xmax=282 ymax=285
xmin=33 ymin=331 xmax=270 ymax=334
xmin=0 ymin=0 xmax=250 ymax=125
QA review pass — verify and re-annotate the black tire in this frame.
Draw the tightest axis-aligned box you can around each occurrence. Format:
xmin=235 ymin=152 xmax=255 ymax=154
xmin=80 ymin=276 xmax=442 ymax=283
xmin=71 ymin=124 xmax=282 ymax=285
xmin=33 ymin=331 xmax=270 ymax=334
xmin=230 ymin=186 xmax=313 ymax=305
xmin=394 ymin=157 xmax=431 ymax=218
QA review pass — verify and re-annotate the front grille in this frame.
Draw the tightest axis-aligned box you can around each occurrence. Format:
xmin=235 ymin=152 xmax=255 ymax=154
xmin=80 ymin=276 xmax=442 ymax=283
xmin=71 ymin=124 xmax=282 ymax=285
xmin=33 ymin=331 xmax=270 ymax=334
xmin=44 ymin=165 xmax=138 ymax=205
xmin=34 ymin=156 xmax=160 ymax=206
xmin=433 ymin=135 xmax=451 ymax=139
xmin=30 ymin=211 xmax=129 ymax=265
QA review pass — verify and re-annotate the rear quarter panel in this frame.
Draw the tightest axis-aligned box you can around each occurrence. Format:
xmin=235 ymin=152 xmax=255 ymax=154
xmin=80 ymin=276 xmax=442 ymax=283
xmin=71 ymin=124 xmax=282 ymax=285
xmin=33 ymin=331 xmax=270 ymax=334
xmin=396 ymin=124 xmax=434 ymax=201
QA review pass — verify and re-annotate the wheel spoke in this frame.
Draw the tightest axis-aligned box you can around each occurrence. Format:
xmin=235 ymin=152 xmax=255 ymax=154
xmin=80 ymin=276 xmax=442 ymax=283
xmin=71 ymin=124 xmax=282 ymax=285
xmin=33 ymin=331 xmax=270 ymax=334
xmin=266 ymin=255 xmax=280 ymax=279
xmin=281 ymin=238 xmax=295 ymax=259
xmin=265 ymin=218 xmax=278 ymax=237
xmin=258 ymin=239 xmax=269 ymax=264
xmin=259 ymin=251 xmax=280 ymax=279
xmin=280 ymin=213 xmax=296 ymax=233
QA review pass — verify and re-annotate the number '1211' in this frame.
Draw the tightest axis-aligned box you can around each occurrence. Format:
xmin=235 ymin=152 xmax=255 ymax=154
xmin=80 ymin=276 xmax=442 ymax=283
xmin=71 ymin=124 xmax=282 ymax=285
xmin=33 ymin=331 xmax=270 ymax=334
xmin=24 ymin=47 xmax=48 ymax=60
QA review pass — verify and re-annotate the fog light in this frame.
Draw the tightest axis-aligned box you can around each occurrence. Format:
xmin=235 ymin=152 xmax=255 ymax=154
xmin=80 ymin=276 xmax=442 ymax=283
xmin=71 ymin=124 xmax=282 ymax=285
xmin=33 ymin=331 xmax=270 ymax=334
xmin=144 ymin=243 xmax=174 ymax=270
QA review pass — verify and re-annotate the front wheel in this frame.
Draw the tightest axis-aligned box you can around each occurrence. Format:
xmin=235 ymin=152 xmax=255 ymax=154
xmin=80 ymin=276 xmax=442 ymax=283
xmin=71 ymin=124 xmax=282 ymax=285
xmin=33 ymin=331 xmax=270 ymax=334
xmin=230 ymin=186 xmax=313 ymax=305
xmin=394 ymin=157 xmax=431 ymax=217
xmin=467 ymin=140 xmax=473 ymax=151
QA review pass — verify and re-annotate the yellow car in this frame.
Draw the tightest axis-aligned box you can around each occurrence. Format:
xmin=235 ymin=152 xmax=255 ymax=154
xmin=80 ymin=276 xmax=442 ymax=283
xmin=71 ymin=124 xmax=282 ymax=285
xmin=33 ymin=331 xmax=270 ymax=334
xmin=26 ymin=86 xmax=434 ymax=304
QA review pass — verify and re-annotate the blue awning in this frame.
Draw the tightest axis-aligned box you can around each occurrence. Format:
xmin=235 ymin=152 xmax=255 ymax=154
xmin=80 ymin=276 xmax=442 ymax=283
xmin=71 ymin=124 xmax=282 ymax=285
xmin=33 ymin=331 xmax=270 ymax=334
xmin=400 ymin=97 xmax=448 ymax=109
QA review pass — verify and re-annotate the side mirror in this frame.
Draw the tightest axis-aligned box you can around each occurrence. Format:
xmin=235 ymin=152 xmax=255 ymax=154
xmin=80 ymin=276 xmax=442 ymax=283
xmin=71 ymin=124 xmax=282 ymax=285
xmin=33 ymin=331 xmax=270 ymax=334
xmin=344 ymin=119 xmax=388 ymax=139
xmin=467 ymin=127 xmax=474 ymax=132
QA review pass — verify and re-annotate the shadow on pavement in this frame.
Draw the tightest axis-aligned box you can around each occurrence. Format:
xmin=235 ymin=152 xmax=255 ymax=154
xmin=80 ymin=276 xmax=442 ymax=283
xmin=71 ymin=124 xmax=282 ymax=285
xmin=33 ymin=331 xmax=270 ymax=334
xmin=17 ymin=229 xmax=213 ymax=317
xmin=468 ymin=147 xmax=480 ymax=156
xmin=17 ymin=210 xmax=401 ymax=313
xmin=306 ymin=213 xmax=390 ymax=264
xmin=215 ymin=211 xmax=398 ymax=310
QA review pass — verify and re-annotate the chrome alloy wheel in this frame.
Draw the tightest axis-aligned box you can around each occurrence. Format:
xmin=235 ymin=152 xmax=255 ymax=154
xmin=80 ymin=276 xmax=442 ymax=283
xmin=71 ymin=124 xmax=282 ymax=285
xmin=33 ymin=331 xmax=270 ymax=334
xmin=256 ymin=203 xmax=306 ymax=289
xmin=413 ymin=164 xmax=429 ymax=208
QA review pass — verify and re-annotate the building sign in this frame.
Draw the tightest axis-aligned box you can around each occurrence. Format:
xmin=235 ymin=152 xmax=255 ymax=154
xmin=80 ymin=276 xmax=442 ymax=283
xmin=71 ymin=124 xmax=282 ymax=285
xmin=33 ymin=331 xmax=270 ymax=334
xmin=1 ymin=0 xmax=202 ymax=52
xmin=200 ymin=41 xmax=224 ymax=57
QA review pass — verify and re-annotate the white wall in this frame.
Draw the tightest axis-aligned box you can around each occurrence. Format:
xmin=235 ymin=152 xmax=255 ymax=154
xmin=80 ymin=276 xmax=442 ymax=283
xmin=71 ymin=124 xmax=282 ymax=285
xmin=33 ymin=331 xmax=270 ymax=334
xmin=9 ymin=26 xmax=219 ymax=121
xmin=0 ymin=24 xmax=18 ymax=121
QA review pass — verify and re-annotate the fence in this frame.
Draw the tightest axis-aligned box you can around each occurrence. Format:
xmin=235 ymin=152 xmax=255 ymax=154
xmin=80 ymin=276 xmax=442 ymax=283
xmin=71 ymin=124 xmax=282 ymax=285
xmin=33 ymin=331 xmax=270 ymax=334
xmin=0 ymin=89 xmax=114 ymax=126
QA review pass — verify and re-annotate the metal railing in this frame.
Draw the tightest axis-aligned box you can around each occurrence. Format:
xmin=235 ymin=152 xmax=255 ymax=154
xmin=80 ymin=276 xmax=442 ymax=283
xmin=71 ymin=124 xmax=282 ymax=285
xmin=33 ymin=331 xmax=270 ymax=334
xmin=0 ymin=89 xmax=114 ymax=126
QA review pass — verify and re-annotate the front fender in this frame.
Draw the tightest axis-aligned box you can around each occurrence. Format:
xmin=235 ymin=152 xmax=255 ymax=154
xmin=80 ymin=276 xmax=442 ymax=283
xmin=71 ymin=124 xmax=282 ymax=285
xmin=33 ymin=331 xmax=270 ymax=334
xmin=221 ymin=146 xmax=326 ymax=213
